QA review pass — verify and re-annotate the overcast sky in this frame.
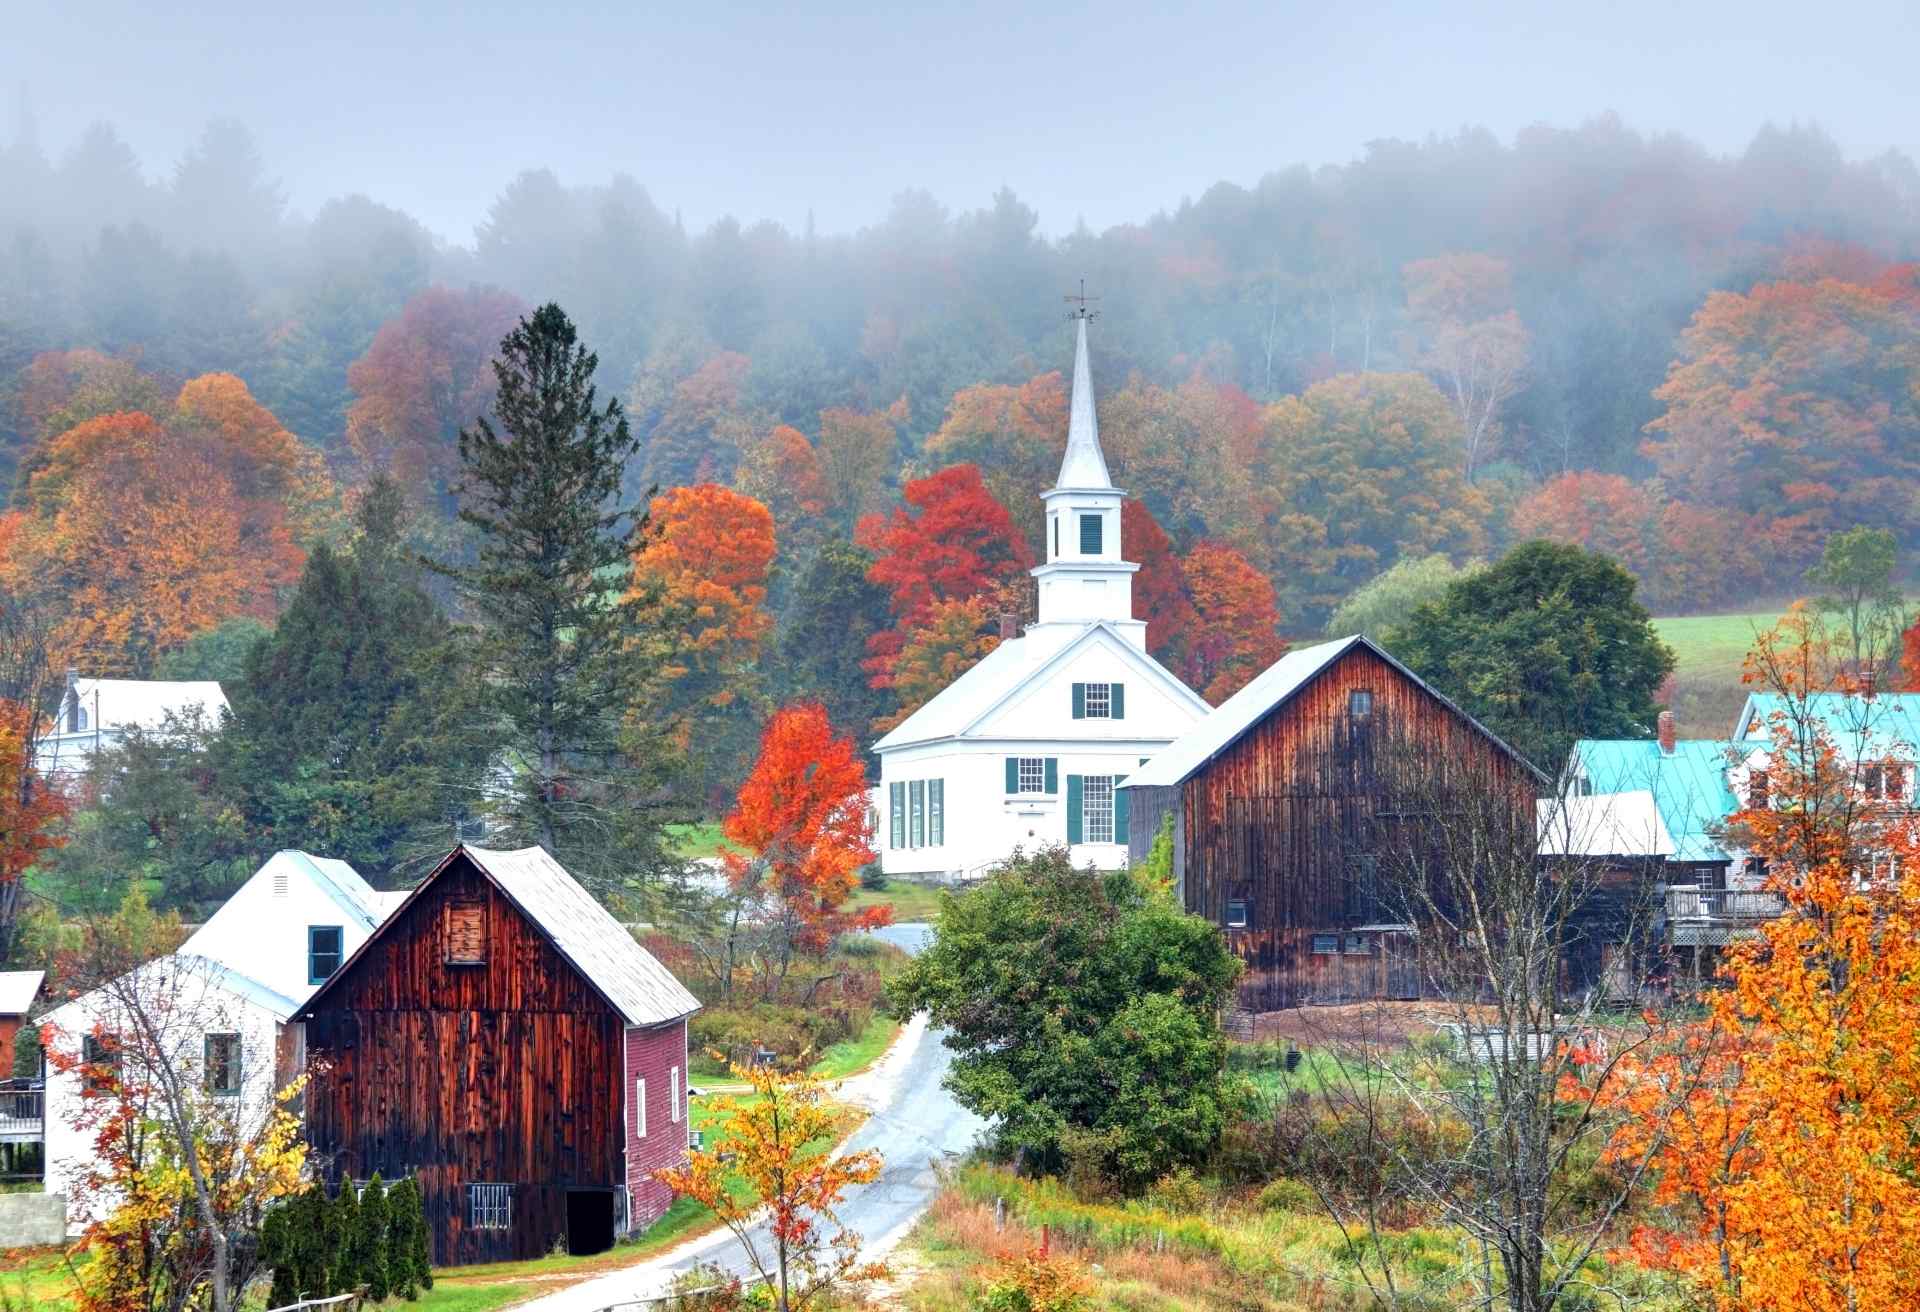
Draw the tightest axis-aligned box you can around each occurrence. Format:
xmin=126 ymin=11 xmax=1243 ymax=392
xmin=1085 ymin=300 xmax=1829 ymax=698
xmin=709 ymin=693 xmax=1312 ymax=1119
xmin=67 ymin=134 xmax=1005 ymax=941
xmin=7 ymin=0 xmax=1916 ymax=244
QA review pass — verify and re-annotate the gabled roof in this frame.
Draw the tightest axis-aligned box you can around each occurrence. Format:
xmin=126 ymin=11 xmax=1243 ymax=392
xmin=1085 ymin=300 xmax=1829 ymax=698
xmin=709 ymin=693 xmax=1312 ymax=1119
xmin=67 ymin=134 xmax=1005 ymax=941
xmin=0 ymin=971 xmax=43 ymax=1016
xmin=296 ymin=845 xmax=700 ymax=1028
xmin=43 ymin=954 xmax=303 ymax=1031
xmin=286 ymin=851 xmax=392 ymax=932
xmin=53 ymin=678 xmax=229 ymax=734
xmin=872 ymin=621 xmax=1207 ymax=752
xmin=1052 ymin=314 xmax=1113 ymax=491
xmin=1565 ymin=738 xmax=1742 ymax=863
xmin=1537 ymin=790 xmax=1676 ymax=858
xmin=1124 ymin=634 xmax=1546 ymax=790
xmin=1733 ymin=691 xmax=1920 ymax=757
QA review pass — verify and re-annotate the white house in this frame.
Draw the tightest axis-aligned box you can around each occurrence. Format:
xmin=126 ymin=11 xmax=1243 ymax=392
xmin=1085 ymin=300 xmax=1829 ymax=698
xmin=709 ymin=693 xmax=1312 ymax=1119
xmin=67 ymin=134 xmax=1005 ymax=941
xmin=41 ymin=851 xmax=401 ymax=1229
xmin=871 ymin=311 xmax=1212 ymax=878
xmin=35 ymin=671 xmax=230 ymax=780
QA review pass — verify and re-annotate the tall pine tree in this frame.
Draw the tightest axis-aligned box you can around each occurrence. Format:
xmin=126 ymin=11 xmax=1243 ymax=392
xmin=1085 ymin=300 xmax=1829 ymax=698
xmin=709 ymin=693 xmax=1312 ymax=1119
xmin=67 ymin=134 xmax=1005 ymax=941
xmin=434 ymin=303 xmax=685 ymax=893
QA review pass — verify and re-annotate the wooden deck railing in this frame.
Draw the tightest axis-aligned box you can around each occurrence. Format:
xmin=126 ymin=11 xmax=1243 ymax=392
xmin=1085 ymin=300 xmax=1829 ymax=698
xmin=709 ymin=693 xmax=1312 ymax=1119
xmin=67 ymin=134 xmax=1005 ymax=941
xmin=0 ymin=1079 xmax=43 ymax=1140
xmin=1665 ymin=886 xmax=1788 ymax=924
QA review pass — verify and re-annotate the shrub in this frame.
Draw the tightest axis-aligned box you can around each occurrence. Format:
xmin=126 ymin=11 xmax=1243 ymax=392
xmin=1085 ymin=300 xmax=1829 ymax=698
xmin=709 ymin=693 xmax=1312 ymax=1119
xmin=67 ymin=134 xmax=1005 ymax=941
xmin=1147 ymin=1167 xmax=1212 ymax=1214
xmin=859 ymin=863 xmax=887 ymax=890
xmin=977 ymin=1246 xmax=1095 ymax=1312
xmin=1255 ymin=1177 xmax=1318 ymax=1214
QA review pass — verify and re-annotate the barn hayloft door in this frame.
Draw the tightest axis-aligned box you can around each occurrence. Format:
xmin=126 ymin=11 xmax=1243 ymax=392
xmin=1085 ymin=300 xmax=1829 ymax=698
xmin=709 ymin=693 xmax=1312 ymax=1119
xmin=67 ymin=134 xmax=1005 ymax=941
xmin=1379 ymin=929 xmax=1419 ymax=1000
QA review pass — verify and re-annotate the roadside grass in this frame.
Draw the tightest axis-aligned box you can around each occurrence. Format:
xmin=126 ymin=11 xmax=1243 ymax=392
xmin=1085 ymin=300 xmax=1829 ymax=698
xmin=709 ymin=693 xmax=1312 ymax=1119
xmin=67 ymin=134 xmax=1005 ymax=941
xmin=901 ymin=1162 xmax=1679 ymax=1312
xmin=846 ymin=877 xmax=949 ymax=924
xmin=810 ymin=1011 xmax=901 ymax=1080
xmin=0 ymin=1247 xmax=86 ymax=1307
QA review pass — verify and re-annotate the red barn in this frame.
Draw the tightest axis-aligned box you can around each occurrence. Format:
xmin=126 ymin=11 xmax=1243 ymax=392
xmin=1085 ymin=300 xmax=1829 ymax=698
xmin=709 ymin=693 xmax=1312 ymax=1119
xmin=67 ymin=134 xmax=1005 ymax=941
xmin=294 ymin=844 xmax=701 ymax=1264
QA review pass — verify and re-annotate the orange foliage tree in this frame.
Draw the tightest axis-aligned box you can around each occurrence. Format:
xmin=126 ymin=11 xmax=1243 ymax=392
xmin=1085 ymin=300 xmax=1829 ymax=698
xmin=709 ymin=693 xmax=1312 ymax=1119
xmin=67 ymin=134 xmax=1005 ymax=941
xmin=920 ymin=371 xmax=1067 ymax=551
xmin=1179 ymin=540 xmax=1286 ymax=703
xmin=345 ymin=285 xmax=527 ymax=503
xmin=817 ymin=398 xmax=907 ymax=535
xmin=735 ymin=423 xmax=829 ymax=550
xmin=1586 ymin=611 xmax=1920 ymax=1311
xmin=1644 ymin=267 xmax=1920 ymax=570
xmin=867 ymin=596 xmax=1000 ymax=733
xmin=641 ymin=350 xmax=756 ymax=489
xmin=655 ymin=1060 xmax=884 ymax=1312
xmin=1123 ymin=499 xmax=1198 ymax=674
xmin=721 ymin=703 xmax=889 ymax=988
xmin=632 ymin=483 xmax=777 ymax=711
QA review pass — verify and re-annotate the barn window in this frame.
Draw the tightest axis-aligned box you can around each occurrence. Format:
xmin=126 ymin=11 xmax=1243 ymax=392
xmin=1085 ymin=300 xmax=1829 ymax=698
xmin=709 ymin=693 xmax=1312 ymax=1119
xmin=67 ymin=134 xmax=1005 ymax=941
xmin=1224 ymin=899 xmax=1250 ymax=930
xmin=469 ymin=1183 xmax=512 ymax=1230
xmin=1310 ymin=934 xmax=1339 ymax=955
xmin=204 ymin=1033 xmax=241 ymax=1097
xmin=671 ymin=1066 xmax=682 ymax=1124
xmin=1079 ymin=513 xmax=1104 ymax=555
xmin=1344 ymin=933 xmax=1371 ymax=956
xmin=1349 ymin=689 xmax=1373 ymax=720
xmin=635 ymin=1077 xmax=647 ymax=1138
xmin=308 ymin=926 xmax=344 ymax=985
xmin=445 ymin=901 xmax=486 ymax=965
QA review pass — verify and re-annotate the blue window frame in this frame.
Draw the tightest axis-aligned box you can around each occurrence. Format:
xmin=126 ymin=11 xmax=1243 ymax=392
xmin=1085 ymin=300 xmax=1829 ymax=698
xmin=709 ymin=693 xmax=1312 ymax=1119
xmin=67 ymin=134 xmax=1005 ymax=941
xmin=308 ymin=925 xmax=345 ymax=985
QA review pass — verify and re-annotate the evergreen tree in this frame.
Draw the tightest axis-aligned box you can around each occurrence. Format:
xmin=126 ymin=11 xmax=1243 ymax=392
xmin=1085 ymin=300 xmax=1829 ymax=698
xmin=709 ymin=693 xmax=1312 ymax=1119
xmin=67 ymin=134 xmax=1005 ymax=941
xmin=385 ymin=1177 xmax=433 ymax=1298
xmin=353 ymin=1174 xmax=390 ymax=1301
xmin=292 ymin=1184 xmax=334 ymax=1297
xmin=331 ymin=1179 xmax=360 ymax=1294
xmin=223 ymin=474 xmax=485 ymax=876
xmin=433 ymin=303 xmax=684 ymax=892
xmin=774 ymin=541 xmax=894 ymax=752
xmin=260 ymin=1205 xmax=297 ymax=1307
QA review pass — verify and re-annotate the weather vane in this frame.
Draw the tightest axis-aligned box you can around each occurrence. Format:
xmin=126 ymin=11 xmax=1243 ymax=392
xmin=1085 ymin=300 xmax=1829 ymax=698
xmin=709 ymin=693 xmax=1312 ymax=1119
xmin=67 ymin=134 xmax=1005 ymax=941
xmin=1065 ymin=279 xmax=1100 ymax=320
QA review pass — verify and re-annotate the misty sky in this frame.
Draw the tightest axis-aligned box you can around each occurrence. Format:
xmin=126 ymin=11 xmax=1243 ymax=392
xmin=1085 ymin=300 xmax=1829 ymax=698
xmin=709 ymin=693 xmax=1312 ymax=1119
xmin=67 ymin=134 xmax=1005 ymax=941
xmin=8 ymin=0 xmax=1917 ymax=244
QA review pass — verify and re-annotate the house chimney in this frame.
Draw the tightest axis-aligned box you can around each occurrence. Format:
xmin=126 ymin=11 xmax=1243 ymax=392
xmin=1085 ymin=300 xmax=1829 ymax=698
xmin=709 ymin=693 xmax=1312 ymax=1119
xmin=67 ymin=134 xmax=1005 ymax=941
xmin=997 ymin=613 xmax=1019 ymax=641
xmin=1657 ymin=711 xmax=1676 ymax=756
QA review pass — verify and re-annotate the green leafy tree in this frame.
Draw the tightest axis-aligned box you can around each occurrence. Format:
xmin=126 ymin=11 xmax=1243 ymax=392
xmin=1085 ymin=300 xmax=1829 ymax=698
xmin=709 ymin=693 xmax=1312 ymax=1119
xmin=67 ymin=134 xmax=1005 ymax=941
xmin=432 ymin=303 xmax=685 ymax=892
xmin=151 ymin=616 xmax=270 ymax=682
xmin=1807 ymin=524 xmax=1903 ymax=667
xmin=887 ymin=847 xmax=1241 ymax=1190
xmin=773 ymin=542 xmax=895 ymax=757
xmin=1391 ymin=540 xmax=1675 ymax=773
xmin=1326 ymin=553 xmax=1482 ymax=642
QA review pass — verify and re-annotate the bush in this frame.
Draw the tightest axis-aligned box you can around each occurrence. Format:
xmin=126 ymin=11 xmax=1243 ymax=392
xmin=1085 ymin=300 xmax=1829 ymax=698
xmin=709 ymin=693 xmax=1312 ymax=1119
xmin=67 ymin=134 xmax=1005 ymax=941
xmin=1147 ymin=1167 xmax=1212 ymax=1214
xmin=1255 ymin=1177 xmax=1318 ymax=1214
xmin=976 ymin=1246 xmax=1095 ymax=1312
xmin=859 ymin=864 xmax=887 ymax=891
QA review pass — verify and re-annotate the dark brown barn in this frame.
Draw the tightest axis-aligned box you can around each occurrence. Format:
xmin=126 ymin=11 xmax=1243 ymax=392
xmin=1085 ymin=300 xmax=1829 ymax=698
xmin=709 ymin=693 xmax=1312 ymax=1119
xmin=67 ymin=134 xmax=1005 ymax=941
xmin=293 ymin=845 xmax=701 ymax=1264
xmin=1123 ymin=635 xmax=1545 ymax=1014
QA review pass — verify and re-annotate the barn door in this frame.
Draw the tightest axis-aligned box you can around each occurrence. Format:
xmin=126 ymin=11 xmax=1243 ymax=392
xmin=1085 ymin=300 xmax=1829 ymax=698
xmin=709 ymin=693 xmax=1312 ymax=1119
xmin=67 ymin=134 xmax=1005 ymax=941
xmin=1380 ymin=930 xmax=1419 ymax=1000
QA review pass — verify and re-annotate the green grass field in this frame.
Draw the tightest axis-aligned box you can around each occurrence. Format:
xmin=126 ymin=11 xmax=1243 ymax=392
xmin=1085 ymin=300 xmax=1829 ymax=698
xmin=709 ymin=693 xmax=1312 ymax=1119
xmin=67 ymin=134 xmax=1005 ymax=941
xmin=1652 ymin=607 xmax=1789 ymax=737
xmin=846 ymin=877 xmax=949 ymax=923
xmin=667 ymin=821 xmax=729 ymax=859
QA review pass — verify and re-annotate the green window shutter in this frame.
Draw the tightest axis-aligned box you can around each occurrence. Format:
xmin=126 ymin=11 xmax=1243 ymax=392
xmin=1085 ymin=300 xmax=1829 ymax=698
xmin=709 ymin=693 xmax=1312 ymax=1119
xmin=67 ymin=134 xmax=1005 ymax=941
xmin=930 ymin=780 xmax=944 ymax=845
xmin=1066 ymin=775 xmax=1083 ymax=844
xmin=1111 ymin=683 xmax=1125 ymax=720
xmin=1114 ymin=774 xmax=1130 ymax=845
xmin=1005 ymin=757 xmax=1019 ymax=794
xmin=889 ymin=782 xmax=905 ymax=849
xmin=1044 ymin=758 xmax=1058 ymax=794
xmin=1071 ymin=683 xmax=1086 ymax=719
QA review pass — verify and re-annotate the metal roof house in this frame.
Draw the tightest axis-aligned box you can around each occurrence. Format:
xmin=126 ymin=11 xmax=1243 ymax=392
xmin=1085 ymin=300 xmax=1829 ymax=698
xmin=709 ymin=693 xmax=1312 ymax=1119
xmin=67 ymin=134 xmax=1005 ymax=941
xmin=295 ymin=845 xmax=701 ymax=1264
xmin=34 ymin=672 xmax=229 ymax=780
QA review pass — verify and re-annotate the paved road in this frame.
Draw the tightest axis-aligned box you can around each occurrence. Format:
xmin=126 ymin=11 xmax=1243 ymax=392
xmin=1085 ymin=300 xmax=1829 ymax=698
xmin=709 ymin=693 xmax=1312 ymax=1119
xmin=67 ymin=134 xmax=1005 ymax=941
xmin=518 ymin=922 xmax=983 ymax=1311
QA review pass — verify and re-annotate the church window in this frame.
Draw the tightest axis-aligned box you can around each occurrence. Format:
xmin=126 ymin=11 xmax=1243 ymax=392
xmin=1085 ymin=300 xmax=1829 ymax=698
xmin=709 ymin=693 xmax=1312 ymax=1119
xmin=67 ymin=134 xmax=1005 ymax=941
xmin=1017 ymin=757 xmax=1046 ymax=793
xmin=889 ymin=782 xmax=905 ymax=849
xmin=1083 ymin=682 xmax=1111 ymax=719
xmin=1082 ymin=776 xmax=1114 ymax=844
xmin=1078 ymin=514 xmax=1103 ymax=555
xmin=1053 ymin=518 xmax=1060 ymax=558
xmin=929 ymin=779 xmax=944 ymax=845
xmin=910 ymin=781 xmax=925 ymax=847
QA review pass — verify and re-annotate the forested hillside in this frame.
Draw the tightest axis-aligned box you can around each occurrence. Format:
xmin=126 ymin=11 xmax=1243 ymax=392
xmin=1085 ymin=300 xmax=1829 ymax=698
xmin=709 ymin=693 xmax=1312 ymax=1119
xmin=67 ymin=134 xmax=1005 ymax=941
xmin=3 ymin=111 xmax=1920 ymax=891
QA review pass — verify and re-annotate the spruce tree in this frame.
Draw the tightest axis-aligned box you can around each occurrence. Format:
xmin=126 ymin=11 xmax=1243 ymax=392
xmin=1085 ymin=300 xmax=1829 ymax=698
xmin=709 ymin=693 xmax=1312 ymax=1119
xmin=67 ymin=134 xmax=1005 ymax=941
xmin=433 ymin=302 xmax=683 ymax=892
xmin=354 ymin=1174 xmax=391 ymax=1301
xmin=293 ymin=1184 xmax=333 ymax=1297
xmin=331 ymin=1179 xmax=360 ymax=1294
xmin=261 ymin=1205 xmax=297 ymax=1307
xmin=384 ymin=1177 xmax=432 ymax=1298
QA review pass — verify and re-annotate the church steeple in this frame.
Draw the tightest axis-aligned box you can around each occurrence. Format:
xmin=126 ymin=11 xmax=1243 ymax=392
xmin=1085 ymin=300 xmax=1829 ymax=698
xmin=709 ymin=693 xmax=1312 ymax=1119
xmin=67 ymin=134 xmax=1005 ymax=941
xmin=1031 ymin=304 xmax=1144 ymax=650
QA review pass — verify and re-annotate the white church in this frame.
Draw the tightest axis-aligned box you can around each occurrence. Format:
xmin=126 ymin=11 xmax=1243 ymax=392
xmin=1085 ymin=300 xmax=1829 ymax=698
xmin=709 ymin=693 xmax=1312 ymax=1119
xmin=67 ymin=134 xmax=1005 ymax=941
xmin=871 ymin=311 xmax=1211 ymax=878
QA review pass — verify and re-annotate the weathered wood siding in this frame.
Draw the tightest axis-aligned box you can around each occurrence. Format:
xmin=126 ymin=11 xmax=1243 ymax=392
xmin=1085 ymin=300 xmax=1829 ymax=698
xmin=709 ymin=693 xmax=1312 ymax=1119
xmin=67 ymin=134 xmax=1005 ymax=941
xmin=302 ymin=855 xmax=627 ymax=1265
xmin=1180 ymin=644 xmax=1538 ymax=1012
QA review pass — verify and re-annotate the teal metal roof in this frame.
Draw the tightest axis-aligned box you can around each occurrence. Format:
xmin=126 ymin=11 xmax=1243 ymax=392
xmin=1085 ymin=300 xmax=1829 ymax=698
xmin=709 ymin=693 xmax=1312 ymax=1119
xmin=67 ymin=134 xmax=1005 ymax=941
xmin=1568 ymin=738 xmax=1744 ymax=862
xmin=1733 ymin=692 xmax=1920 ymax=758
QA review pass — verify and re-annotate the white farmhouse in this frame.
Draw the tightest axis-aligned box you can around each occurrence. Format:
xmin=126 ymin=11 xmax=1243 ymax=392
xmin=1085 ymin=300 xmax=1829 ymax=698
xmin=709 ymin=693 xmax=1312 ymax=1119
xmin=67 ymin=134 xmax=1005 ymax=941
xmin=35 ymin=670 xmax=230 ymax=780
xmin=871 ymin=312 xmax=1211 ymax=878
xmin=40 ymin=851 xmax=401 ymax=1229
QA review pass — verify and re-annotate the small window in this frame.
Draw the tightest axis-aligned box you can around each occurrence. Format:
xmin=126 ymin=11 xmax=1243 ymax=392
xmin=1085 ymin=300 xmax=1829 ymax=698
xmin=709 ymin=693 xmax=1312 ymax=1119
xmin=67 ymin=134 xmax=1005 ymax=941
xmin=446 ymin=901 xmax=486 ymax=965
xmin=1310 ymin=934 xmax=1340 ymax=955
xmin=1083 ymin=682 xmax=1112 ymax=719
xmin=1053 ymin=518 xmax=1060 ymax=558
xmin=1225 ymin=899 xmax=1250 ymax=930
xmin=1017 ymin=757 xmax=1046 ymax=794
xmin=1349 ymin=689 xmax=1373 ymax=720
xmin=81 ymin=1035 xmax=119 ymax=1093
xmin=469 ymin=1183 xmax=512 ymax=1230
xmin=1079 ymin=513 xmax=1103 ymax=555
xmin=635 ymin=1077 xmax=647 ymax=1138
xmin=308 ymin=925 xmax=344 ymax=985
xmin=204 ymin=1032 xmax=241 ymax=1097
xmin=670 ymin=1066 xmax=681 ymax=1124
xmin=1344 ymin=933 xmax=1371 ymax=956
